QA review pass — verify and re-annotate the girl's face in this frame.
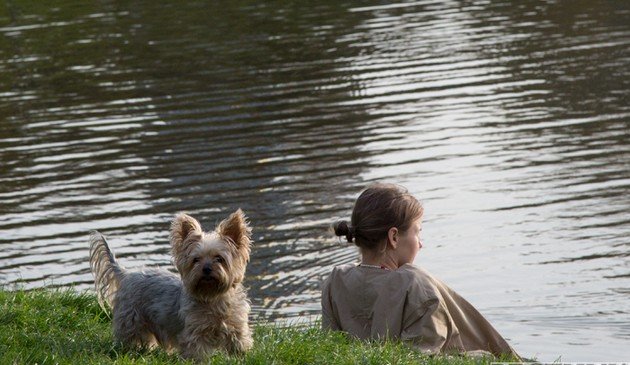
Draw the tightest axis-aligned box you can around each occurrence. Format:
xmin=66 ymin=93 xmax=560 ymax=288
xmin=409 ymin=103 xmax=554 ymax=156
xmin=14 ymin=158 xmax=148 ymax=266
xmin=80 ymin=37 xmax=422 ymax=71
xmin=395 ymin=217 xmax=423 ymax=266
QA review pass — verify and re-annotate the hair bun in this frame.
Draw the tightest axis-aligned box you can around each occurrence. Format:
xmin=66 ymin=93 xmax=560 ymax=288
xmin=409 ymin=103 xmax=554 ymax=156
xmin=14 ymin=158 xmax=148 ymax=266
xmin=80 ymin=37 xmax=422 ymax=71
xmin=333 ymin=220 xmax=354 ymax=243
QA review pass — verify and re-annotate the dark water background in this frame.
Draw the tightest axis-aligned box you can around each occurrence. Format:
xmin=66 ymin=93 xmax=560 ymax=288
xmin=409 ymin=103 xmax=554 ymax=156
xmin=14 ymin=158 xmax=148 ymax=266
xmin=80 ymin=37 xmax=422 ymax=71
xmin=1 ymin=0 xmax=629 ymax=361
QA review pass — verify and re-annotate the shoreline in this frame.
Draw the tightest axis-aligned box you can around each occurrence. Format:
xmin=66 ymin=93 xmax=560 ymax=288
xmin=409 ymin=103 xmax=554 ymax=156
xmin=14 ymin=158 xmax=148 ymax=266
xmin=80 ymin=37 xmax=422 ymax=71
xmin=0 ymin=288 xmax=521 ymax=364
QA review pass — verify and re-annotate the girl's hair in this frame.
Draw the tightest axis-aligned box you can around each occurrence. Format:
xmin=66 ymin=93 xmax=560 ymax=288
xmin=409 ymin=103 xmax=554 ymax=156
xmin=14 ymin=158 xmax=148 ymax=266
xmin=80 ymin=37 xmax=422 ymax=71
xmin=333 ymin=183 xmax=423 ymax=251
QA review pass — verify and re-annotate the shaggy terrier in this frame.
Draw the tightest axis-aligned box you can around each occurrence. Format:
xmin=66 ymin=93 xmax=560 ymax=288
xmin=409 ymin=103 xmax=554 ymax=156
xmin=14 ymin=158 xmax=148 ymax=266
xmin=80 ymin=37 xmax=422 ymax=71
xmin=89 ymin=210 xmax=253 ymax=360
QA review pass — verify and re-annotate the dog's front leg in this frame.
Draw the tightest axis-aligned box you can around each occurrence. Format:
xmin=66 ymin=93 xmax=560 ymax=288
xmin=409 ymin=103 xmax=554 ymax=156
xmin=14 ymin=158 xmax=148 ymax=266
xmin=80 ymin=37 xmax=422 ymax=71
xmin=225 ymin=324 xmax=253 ymax=354
xmin=179 ymin=341 xmax=212 ymax=362
xmin=178 ymin=326 xmax=214 ymax=361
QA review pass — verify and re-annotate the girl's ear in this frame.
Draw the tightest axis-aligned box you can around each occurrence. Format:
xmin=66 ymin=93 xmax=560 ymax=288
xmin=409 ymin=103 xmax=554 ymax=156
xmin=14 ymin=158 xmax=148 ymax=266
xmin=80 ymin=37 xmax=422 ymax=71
xmin=387 ymin=227 xmax=399 ymax=249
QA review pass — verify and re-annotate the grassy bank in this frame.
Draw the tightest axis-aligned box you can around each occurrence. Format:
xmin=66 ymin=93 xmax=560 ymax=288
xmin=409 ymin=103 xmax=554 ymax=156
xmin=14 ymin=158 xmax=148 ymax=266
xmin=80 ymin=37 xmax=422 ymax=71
xmin=0 ymin=289 xmax=516 ymax=364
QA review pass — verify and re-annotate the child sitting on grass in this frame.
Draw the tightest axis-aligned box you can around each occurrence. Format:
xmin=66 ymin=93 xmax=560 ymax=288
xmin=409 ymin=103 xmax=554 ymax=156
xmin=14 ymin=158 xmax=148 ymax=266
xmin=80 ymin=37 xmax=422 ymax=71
xmin=321 ymin=183 xmax=521 ymax=359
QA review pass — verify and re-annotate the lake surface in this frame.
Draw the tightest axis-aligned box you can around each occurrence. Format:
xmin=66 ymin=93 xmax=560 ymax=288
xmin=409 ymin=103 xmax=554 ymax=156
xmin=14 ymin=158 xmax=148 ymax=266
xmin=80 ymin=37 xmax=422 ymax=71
xmin=1 ymin=0 xmax=629 ymax=361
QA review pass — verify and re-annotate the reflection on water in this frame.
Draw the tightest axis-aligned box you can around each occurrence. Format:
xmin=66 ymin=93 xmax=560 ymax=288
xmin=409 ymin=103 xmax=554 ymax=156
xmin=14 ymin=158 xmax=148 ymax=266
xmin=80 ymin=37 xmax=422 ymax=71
xmin=0 ymin=0 xmax=628 ymax=361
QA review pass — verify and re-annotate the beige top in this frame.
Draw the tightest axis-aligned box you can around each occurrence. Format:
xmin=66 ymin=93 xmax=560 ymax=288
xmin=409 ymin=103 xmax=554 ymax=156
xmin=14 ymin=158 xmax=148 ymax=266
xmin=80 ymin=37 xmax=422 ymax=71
xmin=321 ymin=263 xmax=520 ymax=359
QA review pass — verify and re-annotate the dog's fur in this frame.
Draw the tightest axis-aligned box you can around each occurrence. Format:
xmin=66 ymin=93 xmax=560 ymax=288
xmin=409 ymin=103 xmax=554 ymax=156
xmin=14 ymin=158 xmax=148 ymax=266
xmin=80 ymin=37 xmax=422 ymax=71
xmin=89 ymin=210 xmax=253 ymax=360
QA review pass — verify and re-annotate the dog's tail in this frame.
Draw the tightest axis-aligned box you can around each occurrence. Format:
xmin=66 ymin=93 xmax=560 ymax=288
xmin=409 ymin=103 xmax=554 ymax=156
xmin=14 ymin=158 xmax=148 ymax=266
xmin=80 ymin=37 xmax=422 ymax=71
xmin=89 ymin=231 xmax=125 ymax=312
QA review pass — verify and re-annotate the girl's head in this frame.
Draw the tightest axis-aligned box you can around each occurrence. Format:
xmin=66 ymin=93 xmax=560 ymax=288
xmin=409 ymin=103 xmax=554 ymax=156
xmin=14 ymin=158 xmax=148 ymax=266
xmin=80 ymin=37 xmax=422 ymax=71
xmin=334 ymin=183 xmax=424 ymax=266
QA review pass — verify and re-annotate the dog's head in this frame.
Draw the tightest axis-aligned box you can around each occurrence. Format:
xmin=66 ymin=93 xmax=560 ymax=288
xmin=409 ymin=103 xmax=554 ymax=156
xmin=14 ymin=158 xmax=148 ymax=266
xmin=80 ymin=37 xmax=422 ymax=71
xmin=170 ymin=209 xmax=252 ymax=300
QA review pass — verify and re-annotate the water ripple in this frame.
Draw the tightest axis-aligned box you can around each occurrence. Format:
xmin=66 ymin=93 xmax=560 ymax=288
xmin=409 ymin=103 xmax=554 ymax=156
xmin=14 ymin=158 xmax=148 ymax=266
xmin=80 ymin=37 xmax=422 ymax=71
xmin=0 ymin=0 xmax=629 ymax=361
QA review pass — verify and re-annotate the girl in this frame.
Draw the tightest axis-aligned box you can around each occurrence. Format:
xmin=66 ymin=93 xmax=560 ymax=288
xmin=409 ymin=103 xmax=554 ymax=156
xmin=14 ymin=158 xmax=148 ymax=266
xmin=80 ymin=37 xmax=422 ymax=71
xmin=321 ymin=183 xmax=520 ymax=358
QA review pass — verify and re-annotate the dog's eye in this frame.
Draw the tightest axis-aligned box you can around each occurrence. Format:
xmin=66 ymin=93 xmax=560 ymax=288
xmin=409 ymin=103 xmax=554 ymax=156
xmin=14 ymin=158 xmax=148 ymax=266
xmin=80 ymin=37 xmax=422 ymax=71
xmin=192 ymin=257 xmax=200 ymax=264
xmin=216 ymin=256 xmax=224 ymax=264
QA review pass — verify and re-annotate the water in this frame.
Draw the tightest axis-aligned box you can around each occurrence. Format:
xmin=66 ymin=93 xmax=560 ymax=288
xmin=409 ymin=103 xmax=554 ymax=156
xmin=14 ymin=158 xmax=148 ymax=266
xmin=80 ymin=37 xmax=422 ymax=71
xmin=1 ymin=0 xmax=629 ymax=361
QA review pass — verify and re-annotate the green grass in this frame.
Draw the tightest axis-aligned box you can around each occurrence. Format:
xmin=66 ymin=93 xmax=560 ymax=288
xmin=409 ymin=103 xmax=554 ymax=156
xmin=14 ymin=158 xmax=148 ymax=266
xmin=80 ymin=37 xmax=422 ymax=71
xmin=0 ymin=288 xmax=517 ymax=364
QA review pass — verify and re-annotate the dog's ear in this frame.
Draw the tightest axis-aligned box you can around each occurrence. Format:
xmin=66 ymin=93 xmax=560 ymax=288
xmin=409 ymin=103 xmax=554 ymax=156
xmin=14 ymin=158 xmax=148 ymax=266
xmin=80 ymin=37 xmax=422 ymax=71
xmin=217 ymin=209 xmax=252 ymax=261
xmin=170 ymin=213 xmax=202 ymax=254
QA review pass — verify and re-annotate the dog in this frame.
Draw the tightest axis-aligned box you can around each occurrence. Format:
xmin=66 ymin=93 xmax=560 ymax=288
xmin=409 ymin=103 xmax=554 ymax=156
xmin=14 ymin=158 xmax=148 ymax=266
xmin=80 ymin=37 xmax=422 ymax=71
xmin=89 ymin=209 xmax=253 ymax=359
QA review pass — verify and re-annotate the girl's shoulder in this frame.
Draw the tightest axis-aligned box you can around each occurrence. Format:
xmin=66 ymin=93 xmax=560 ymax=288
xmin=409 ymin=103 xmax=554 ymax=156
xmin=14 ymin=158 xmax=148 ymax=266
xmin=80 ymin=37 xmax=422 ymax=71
xmin=327 ymin=263 xmax=435 ymax=282
xmin=396 ymin=263 xmax=442 ymax=301
xmin=397 ymin=263 xmax=433 ymax=279
xmin=325 ymin=263 xmax=441 ymax=300
xmin=330 ymin=263 xmax=356 ymax=274
xmin=321 ymin=263 xmax=355 ymax=288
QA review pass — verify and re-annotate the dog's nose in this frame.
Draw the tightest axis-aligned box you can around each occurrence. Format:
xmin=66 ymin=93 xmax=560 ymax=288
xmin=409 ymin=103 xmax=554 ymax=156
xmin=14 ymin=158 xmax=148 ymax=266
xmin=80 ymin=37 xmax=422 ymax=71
xmin=202 ymin=264 xmax=212 ymax=275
